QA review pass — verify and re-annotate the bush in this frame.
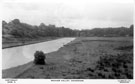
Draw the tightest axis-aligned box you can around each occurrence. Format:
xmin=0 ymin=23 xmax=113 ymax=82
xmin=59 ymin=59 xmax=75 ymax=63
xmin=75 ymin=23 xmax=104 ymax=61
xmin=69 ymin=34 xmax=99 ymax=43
xmin=95 ymin=53 xmax=133 ymax=79
xmin=34 ymin=51 xmax=46 ymax=65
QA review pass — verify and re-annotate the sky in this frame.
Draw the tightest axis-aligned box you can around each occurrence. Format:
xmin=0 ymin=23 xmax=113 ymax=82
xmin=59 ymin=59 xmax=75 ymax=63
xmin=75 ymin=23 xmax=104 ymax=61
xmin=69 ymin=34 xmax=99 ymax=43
xmin=1 ymin=0 xmax=134 ymax=30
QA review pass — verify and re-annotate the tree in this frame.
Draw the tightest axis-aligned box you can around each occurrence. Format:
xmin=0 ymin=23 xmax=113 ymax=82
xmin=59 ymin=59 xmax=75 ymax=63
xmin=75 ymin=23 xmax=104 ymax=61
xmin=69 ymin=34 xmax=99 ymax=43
xmin=2 ymin=19 xmax=133 ymax=38
xmin=129 ymin=25 xmax=133 ymax=36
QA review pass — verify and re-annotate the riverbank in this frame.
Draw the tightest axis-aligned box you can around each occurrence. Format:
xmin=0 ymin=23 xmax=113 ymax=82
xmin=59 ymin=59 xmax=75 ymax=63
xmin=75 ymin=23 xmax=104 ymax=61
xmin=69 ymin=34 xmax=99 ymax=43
xmin=2 ymin=37 xmax=59 ymax=49
xmin=2 ymin=37 xmax=133 ymax=79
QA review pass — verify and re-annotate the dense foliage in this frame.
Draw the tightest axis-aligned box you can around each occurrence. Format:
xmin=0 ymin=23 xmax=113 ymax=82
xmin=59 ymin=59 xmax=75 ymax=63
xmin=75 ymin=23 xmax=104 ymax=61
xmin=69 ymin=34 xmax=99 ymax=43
xmin=2 ymin=19 xmax=133 ymax=39
xmin=85 ymin=45 xmax=133 ymax=79
xmin=34 ymin=51 xmax=46 ymax=65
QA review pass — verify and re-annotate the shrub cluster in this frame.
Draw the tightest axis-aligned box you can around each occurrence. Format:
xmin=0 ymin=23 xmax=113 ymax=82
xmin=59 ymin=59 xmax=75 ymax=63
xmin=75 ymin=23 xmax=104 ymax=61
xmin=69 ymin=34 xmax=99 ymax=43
xmin=95 ymin=53 xmax=133 ymax=79
xmin=34 ymin=51 xmax=46 ymax=65
xmin=115 ymin=45 xmax=133 ymax=51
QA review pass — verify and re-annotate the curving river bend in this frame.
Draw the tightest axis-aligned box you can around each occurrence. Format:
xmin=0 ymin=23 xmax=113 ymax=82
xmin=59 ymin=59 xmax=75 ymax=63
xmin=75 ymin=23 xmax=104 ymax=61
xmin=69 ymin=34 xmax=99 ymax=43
xmin=2 ymin=38 xmax=75 ymax=70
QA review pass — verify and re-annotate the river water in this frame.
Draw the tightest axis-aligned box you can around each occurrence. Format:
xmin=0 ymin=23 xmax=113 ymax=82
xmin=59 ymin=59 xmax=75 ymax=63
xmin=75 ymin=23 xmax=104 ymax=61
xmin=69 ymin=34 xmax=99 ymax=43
xmin=2 ymin=38 xmax=75 ymax=70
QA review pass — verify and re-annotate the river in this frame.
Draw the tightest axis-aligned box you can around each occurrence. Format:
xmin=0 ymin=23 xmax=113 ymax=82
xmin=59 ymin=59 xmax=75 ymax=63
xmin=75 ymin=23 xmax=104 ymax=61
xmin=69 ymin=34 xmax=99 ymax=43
xmin=2 ymin=38 xmax=75 ymax=70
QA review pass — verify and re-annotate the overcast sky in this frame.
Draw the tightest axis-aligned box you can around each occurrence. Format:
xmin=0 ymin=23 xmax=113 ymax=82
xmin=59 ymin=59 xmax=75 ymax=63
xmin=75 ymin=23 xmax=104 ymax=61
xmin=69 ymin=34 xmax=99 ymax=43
xmin=2 ymin=0 xmax=134 ymax=30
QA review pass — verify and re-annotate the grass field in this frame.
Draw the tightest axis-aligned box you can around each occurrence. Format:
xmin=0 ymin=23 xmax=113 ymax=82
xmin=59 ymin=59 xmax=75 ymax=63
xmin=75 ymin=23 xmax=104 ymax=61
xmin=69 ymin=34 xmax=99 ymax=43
xmin=3 ymin=37 xmax=133 ymax=79
xmin=2 ymin=36 xmax=59 ymax=49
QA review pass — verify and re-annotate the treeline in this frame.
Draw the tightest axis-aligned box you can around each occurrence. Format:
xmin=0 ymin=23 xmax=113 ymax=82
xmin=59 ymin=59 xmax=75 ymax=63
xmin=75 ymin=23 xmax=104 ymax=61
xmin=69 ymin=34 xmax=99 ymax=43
xmin=79 ymin=26 xmax=133 ymax=37
xmin=2 ymin=19 xmax=133 ymax=39
xmin=2 ymin=19 xmax=78 ymax=38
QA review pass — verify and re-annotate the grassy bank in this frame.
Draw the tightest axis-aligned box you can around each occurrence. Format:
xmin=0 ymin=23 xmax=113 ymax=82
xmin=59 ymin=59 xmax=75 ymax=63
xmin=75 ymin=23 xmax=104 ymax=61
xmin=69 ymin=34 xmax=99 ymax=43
xmin=2 ymin=37 xmax=59 ymax=49
xmin=3 ymin=37 xmax=133 ymax=79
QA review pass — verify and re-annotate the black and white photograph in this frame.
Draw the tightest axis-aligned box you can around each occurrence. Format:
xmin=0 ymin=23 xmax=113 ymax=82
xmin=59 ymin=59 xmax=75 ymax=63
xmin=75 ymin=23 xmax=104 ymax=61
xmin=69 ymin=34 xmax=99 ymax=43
xmin=1 ymin=0 xmax=134 ymax=83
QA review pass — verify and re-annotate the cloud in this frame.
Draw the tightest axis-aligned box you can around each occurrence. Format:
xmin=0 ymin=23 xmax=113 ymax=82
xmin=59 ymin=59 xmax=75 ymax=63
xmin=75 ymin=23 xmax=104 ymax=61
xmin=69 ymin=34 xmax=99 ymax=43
xmin=2 ymin=0 xmax=134 ymax=29
xmin=3 ymin=2 xmax=40 ymax=11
